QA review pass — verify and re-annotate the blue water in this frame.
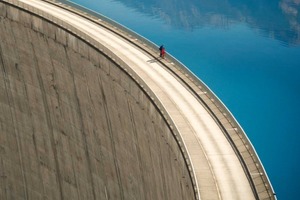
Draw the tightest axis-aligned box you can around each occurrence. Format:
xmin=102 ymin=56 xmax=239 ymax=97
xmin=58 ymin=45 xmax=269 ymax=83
xmin=69 ymin=0 xmax=300 ymax=199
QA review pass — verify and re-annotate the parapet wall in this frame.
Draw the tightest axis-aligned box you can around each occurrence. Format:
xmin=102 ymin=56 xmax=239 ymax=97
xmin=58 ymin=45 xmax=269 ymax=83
xmin=0 ymin=2 xmax=195 ymax=200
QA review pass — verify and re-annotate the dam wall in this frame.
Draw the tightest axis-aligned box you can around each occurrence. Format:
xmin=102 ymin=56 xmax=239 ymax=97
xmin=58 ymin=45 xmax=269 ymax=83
xmin=0 ymin=2 xmax=195 ymax=200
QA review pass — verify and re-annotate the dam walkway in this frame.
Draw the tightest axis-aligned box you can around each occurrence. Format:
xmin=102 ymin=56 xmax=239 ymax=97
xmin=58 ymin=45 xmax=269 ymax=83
xmin=1 ymin=0 xmax=275 ymax=199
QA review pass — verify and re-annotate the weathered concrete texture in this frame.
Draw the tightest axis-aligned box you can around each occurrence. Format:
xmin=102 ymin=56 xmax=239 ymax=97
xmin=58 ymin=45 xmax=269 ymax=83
xmin=0 ymin=3 xmax=195 ymax=200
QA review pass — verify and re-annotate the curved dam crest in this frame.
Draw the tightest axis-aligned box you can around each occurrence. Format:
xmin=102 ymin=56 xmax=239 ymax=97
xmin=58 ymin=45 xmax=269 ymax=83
xmin=0 ymin=2 xmax=195 ymax=200
xmin=0 ymin=0 xmax=275 ymax=199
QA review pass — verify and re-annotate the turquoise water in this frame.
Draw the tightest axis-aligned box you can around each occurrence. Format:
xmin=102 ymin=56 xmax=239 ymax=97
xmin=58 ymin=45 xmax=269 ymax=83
xmin=68 ymin=0 xmax=300 ymax=199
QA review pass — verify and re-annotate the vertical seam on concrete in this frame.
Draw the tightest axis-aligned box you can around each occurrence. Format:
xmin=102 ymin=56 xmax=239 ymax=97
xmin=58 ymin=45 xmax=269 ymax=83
xmin=0 ymin=16 xmax=10 ymax=200
xmin=31 ymin=42 xmax=64 ymax=200
xmin=155 ymin=126 xmax=168 ymax=199
xmin=0 ymin=35 xmax=10 ymax=200
xmin=81 ymin=69 xmax=97 ymax=200
xmin=180 ymin=179 xmax=185 ymax=200
xmin=63 ymin=48 xmax=83 ymax=199
xmin=146 ymin=124 xmax=161 ymax=199
xmin=95 ymin=69 xmax=110 ymax=200
xmin=126 ymin=93 xmax=147 ymax=199
xmin=17 ymin=27 xmax=47 ymax=198
xmin=0 ymin=28 xmax=29 ymax=200
xmin=98 ymin=72 xmax=125 ymax=200
xmin=67 ymin=137 xmax=81 ymax=200
xmin=0 ymin=158 xmax=8 ymax=199
xmin=31 ymin=133 xmax=47 ymax=197
xmin=64 ymin=47 xmax=97 ymax=200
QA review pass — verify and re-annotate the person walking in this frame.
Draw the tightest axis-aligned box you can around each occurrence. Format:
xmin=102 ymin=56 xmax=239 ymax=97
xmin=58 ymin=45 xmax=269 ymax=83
xmin=159 ymin=45 xmax=165 ymax=59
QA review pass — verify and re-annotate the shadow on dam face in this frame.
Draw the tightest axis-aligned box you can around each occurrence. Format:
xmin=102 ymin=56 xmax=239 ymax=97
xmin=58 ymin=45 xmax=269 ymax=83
xmin=0 ymin=2 xmax=196 ymax=200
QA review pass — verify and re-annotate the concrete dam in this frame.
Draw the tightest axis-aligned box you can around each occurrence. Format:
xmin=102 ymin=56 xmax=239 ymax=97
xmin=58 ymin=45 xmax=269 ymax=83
xmin=0 ymin=0 xmax=275 ymax=199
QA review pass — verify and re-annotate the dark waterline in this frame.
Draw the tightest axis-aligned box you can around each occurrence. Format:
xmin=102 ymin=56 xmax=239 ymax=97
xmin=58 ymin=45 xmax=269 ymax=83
xmin=68 ymin=0 xmax=300 ymax=199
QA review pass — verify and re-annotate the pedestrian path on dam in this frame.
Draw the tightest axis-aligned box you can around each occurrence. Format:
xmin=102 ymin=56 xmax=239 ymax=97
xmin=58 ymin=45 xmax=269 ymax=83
xmin=0 ymin=0 xmax=275 ymax=199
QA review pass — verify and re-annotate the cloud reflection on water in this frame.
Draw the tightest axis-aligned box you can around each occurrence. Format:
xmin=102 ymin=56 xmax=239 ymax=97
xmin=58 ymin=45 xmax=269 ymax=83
xmin=114 ymin=0 xmax=300 ymax=45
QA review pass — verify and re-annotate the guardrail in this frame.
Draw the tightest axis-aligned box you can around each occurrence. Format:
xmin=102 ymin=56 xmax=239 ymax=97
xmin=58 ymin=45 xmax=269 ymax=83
xmin=2 ymin=0 xmax=276 ymax=199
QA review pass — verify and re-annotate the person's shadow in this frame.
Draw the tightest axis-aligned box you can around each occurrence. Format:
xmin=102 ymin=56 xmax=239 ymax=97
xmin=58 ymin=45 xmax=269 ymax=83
xmin=147 ymin=57 xmax=161 ymax=63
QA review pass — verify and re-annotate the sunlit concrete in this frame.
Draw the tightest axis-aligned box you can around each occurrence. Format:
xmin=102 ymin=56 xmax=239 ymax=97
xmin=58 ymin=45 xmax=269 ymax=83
xmin=0 ymin=0 xmax=275 ymax=199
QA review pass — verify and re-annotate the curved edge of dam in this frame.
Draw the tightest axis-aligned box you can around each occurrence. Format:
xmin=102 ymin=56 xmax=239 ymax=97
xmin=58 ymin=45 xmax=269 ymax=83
xmin=0 ymin=0 xmax=276 ymax=199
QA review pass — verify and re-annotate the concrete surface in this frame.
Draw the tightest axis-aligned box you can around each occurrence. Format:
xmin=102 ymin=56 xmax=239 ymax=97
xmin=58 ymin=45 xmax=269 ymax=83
xmin=0 ymin=0 xmax=275 ymax=199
